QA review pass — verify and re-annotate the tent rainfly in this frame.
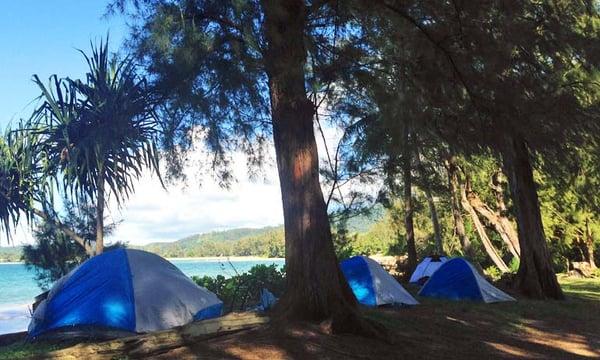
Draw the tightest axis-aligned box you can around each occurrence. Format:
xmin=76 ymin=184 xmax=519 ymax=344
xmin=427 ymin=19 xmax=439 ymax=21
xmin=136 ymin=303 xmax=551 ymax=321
xmin=409 ymin=256 xmax=449 ymax=284
xmin=418 ymin=258 xmax=516 ymax=303
xmin=28 ymin=249 xmax=223 ymax=338
xmin=340 ymin=255 xmax=419 ymax=306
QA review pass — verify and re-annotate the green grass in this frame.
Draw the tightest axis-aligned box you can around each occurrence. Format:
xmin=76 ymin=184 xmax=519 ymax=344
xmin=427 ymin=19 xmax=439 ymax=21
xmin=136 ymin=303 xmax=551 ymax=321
xmin=0 ymin=342 xmax=62 ymax=360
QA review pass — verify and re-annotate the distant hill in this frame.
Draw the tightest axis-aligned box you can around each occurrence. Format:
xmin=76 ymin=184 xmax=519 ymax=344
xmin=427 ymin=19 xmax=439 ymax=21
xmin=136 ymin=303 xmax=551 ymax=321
xmin=0 ymin=210 xmax=383 ymax=262
xmin=137 ymin=226 xmax=285 ymax=258
xmin=0 ymin=246 xmax=23 ymax=262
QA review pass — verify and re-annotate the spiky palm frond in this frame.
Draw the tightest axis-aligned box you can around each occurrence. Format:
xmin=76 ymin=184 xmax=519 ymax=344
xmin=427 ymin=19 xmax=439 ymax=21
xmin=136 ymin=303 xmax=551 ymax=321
xmin=0 ymin=121 xmax=48 ymax=239
xmin=32 ymin=38 xmax=162 ymax=206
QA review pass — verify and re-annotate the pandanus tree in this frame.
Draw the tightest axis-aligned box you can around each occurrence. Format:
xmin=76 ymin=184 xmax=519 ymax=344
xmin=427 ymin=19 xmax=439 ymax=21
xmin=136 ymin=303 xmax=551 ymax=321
xmin=0 ymin=121 xmax=94 ymax=253
xmin=31 ymin=39 xmax=161 ymax=254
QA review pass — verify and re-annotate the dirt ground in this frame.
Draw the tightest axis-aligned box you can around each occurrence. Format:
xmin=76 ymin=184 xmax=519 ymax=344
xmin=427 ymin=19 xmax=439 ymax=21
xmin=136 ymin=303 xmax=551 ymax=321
xmin=5 ymin=277 xmax=599 ymax=359
xmin=116 ymin=279 xmax=600 ymax=360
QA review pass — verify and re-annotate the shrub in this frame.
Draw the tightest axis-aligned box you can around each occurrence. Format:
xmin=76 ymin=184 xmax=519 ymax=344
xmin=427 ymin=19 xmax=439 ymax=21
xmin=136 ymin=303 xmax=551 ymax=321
xmin=192 ymin=264 xmax=285 ymax=313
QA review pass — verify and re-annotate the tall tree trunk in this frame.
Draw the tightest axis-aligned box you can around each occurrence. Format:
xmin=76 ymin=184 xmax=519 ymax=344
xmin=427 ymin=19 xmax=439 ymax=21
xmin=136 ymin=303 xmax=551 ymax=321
xmin=96 ymin=168 xmax=105 ymax=255
xmin=501 ymin=132 xmax=563 ymax=299
xmin=584 ymin=219 xmax=597 ymax=269
xmin=444 ymin=157 xmax=475 ymax=259
xmin=490 ymin=169 xmax=521 ymax=256
xmin=402 ymin=125 xmax=418 ymax=273
xmin=460 ymin=182 xmax=509 ymax=272
xmin=465 ymin=185 xmax=520 ymax=259
xmin=414 ymin=147 xmax=443 ymax=254
xmin=262 ymin=0 xmax=363 ymax=329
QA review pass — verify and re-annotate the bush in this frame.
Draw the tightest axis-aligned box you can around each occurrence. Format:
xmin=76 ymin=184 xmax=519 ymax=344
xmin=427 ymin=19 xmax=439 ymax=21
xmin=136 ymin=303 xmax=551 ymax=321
xmin=192 ymin=264 xmax=286 ymax=313
xmin=484 ymin=265 xmax=502 ymax=281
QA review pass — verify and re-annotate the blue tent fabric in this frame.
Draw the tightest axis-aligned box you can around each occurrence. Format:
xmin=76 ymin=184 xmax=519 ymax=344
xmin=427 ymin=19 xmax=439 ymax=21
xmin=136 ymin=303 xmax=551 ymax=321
xmin=340 ymin=256 xmax=377 ymax=306
xmin=29 ymin=249 xmax=136 ymax=337
xmin=29 ymin=249 xmax=223 ymax=338
xmin=418 ymin=258 xmax=515 ymax=303
xmin=340 ymin=256 xmax=418 ymax=307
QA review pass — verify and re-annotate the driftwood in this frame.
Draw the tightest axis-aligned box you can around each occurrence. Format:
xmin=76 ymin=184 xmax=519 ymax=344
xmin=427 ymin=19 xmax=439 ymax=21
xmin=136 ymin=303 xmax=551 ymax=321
xmin=34 ymin=312 xmax=269 ymax=360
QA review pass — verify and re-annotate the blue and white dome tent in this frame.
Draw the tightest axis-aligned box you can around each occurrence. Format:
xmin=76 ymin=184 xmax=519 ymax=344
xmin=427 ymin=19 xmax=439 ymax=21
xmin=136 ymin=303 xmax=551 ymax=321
xmin=418 ymin=258 xmax=516 ymax=303
xmin=340 ymin=256 xmax=418 ymax=307
xmin=409 ymin=255 xmax=449 ymax=284
xmin=28 ymin=249 xmax=223 ymax=338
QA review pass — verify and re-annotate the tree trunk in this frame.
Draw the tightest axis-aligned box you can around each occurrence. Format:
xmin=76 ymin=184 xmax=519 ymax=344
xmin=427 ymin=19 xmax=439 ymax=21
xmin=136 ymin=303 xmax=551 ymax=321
xmin=444 ymin=157 xmax=475 ymax=259
xmin=490 ymin=169 xmax=521 ymax=256
xmin=414 ymin=147 xmax=443 ymax=254
xmin=501 ymin=132 xmax=563 ymax=299
xmin=96 ymin=168 xmax=105 ymax=255
xmin=466 ymin=184 xmax=520 ymax=259
xmin=402 ymin=125 xmax=418 ymax=273
xmin=32 ymin=208 xmax=94 ymax=256
xmin=460 ymin=182 xmax=509 ymax=272
xmin=584 ymin=219 xmax=597 ymax=269
xmin=261 ymin=0 xmax=363 ymax=330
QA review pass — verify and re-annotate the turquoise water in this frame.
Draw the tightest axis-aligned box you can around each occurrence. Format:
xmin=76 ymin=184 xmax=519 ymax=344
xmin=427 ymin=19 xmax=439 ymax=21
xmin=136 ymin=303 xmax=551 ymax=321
xmin=0 ymin=258 xmax=284 ymax=334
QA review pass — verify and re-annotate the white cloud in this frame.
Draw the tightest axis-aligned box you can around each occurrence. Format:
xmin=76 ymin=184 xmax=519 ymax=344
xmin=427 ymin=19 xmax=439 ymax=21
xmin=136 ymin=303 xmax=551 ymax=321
xmin=1 ymin=121 xmax=368 ymax=248
xmin=103 ymin=149 xmax=284 ymax=246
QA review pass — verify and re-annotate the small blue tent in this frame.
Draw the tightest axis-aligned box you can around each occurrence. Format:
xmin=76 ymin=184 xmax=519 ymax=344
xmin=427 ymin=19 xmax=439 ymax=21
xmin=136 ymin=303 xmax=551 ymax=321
xmin=28 ymin=249 xmax=223 ymax=338
xmin=340 ymin=256 xmax=418 ymax=306
xmin=418 ymin=258 xmax=515 ymax=303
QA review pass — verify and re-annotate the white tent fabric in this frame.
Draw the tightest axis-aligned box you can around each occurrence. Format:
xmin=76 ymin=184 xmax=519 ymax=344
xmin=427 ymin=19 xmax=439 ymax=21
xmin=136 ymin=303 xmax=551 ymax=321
xmin=367 ymin=257 xmax=419 ymax=305
xmin=29 ymin=249 xmax=223 ymax=337
xmin=347 ymin=256 xmax=419 ymax=306
xmin=409 ymin=256 xmax=449 ymax=283
xmin=471 ymin=263 xmax=516 ymax=303
xmin=126 ymin=249 xmax=223 ymax=332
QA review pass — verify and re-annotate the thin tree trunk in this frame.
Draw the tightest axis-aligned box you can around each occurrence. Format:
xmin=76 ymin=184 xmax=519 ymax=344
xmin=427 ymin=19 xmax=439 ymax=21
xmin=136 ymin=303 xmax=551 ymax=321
xmin=445 ymin=157 xmax=475 ymax=259
xmin=584 ymin=219 xmax=597 ymax=269
xmin=31 ymin=209 xmax=94 ymax=256
xmin=96 ymin=168 xmax=105 ymax=255
xmin=460 ymin=183 xmax=509 ymax=272
xmin=262 ymin=0 xmax=366 ymax=331
xmin=402 ymin=125 xmax=418 ymax=273
xmin=414 ymin=147 xmax=443 ymax=254
xmin=490 ymin=170 xmax=521 ymax=256
xmin=501 ymin=132 xmax=563 ymax=299
xmin=466 ymin=186 xmax=520 ymax=258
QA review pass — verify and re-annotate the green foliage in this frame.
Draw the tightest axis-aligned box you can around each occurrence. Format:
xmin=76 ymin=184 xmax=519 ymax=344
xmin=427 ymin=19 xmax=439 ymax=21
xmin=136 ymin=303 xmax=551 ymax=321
xmin=0 ymin=246 xmax=22 ymax=262
xmin=0 ymin=123 xmax=46 ymax=240
xmin=31 ymin=38 xmax=161 ymax=205
xmin=192 ymin=264 xmax=285 ymax=313
xmin=140 ymin=226 xmax=285 ymax=258
xmin=22 ymin=200 xmax=121 ymax=289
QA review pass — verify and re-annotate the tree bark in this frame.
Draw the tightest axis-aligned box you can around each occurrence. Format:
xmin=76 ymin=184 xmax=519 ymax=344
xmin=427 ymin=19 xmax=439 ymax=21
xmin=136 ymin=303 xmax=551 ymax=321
xmin=262 ymin=0 xmax=363 ymax=329
xmin=465 ymin=184 xmax=520 ymax=259
xmin=584 ymin=219 xmax=597 ymax=269
xmin=501 ymin=132 xmax=563 ymax=299
xmin=444 ymin=157 xmax=475 ymax=259
xmin=460 ymin=182 xmax=509 ymax=272
xmin=96 ymin=167 xmax=105 ymax=255
xmin=414 ymin=147 xmax=443 ymax=254
xmin=402 ymin=125 xmax=418 ymax=273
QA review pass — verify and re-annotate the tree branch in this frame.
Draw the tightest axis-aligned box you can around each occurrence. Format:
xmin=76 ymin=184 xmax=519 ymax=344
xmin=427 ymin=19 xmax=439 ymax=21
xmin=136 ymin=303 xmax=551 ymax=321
xmin=32 ymin=208 xmax=94 ymax=256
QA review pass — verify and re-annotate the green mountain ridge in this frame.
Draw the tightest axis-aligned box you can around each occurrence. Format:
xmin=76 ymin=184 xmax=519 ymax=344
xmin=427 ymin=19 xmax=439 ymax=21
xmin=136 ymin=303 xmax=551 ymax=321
xmin=0 ymin=210 xmax=383 ymax=261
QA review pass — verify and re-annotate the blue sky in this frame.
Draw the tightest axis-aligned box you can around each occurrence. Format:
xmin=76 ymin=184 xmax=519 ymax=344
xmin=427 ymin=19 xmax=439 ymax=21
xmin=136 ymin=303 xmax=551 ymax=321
xmin=0 ymin=1 xmax=127 ymax=127
xmin=0 ymin=2 xmax=286 ymax=247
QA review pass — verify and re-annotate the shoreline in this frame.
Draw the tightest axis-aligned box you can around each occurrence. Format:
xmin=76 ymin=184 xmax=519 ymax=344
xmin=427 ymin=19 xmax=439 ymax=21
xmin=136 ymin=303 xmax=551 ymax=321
xmin=0 ymin=256 xmax=285 ymax=265
xmin=167 ymin=256 xmax=284 ymax=261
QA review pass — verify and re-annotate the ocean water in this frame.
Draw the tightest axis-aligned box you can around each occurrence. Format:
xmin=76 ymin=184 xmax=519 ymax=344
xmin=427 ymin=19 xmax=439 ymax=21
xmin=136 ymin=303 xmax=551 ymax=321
xmin=0 ymin=258 xmax=284 ymax=335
